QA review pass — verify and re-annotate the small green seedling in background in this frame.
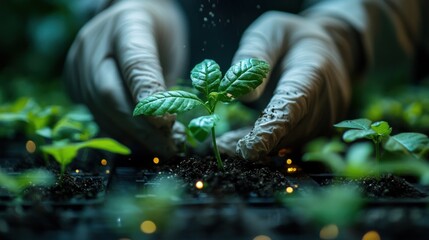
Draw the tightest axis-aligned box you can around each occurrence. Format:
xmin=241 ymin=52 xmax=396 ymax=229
xmin=303 ymin=138 xmax=377 ymax=178
xmin=334 ymin=118 xmax=429 ymax=162
xmin=0 ymin=97 xmax=62 ymax=138
xmin=303 ymin=137 xmax=429 ymax=183
xmin=36 ymin=106 xmax=98 ymax=142
xmin=0 ymin=169 xmax=54 ymax=202
xmin=133 ymin=58 xmax=270 ymax=170
xmin=283 ymin=185 xmax=363 ymax=227
xmin=41 ymin=138 xmax=131 ymax=175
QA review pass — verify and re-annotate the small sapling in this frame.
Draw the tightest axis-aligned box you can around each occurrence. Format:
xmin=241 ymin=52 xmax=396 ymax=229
xmin=133 ymin=58 xmax=270 ymax=170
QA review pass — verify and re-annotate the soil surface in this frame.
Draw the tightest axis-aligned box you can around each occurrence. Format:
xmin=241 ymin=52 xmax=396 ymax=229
xmin=319 ymin=174 xmax=427 ymax=198
xmin=21 ymin=173 xmax=106 ymax=202
xmin=154 ymin=156 xmax=292 ymax=199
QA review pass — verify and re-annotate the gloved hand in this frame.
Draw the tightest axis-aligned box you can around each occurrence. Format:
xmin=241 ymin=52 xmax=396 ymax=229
xmin=219 ymin=10 xmax=362 ymax=161
xmin=64 ymin=0 xmax=187 ymax=159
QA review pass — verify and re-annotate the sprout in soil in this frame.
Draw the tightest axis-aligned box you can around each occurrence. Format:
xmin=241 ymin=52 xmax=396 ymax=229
xmin=133 ymin=58 xmax=270 ymax=170
xmin=41 ymin=138 xmax=131 ymax=175
xmin=334 ymin=118 xmax=429 ymax=162
xmin=326 ymin=118 xmax=429 ymax=180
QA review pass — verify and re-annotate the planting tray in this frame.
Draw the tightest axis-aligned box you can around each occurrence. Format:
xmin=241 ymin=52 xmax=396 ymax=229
xmin=1 ymin=155 xmax=429 ymax=240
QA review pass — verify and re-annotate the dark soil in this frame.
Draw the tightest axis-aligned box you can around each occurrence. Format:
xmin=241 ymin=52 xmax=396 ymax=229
xmin=21 ymin=174 xmax=106 ymax=202
xmin=319 ymin=174 xmax=427 ymax=198
xmin=153 ymin=156 xmax=292 ymax=199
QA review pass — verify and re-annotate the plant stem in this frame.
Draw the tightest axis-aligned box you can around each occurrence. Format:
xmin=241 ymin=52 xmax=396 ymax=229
xmin=374 ymin=138 xmax=381 ymax=177
xmin=211 ymin=127 xmax=224 ymax=171
xmin=375 ymin=140 xmax=381 ymax=162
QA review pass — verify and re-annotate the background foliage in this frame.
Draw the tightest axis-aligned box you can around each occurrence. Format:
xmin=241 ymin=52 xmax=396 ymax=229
xmin=0 ymin=0 xmax=102 ymax=104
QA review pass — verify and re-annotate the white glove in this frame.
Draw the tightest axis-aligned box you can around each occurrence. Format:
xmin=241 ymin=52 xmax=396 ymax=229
xmin=229 ymin=0 xmax=424 ymax=161
xmin=64 ymin=0 xmax=187 ymax=159
xmin=228 ymin=11 xmax=357 ymax=161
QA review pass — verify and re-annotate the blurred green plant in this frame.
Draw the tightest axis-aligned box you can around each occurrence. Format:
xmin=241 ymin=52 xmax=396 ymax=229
xmin=361 ymin=86 xmax=429 ymax=132
xmin=304 ymin=119 xmax=429 ymax=183
xmin=334 ymin=118 xmax=429 ymax=162
xmin=0 ymin=169 xmax=54 ymax=202
xmin=283 ymin=185 xmax=363 ymax=227
xmin=36 ymin=105 xmax=98 ymax=142
xmin=0 ymin=97 xmax=63 ymax=138
xmin=0 ymin=1 xmax=98 ymax=102
xmin=41 ymin=138 xmax=131 ymax=175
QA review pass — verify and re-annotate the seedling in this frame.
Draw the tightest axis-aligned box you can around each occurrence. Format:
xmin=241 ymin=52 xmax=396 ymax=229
xmin=41 ymin=138 xmax=131 ymax=175
xmin=303 ymin=137 xmax=429 ymax=183
xmin=36 ymin=106 xmax=98 ymax=142
xmin=334 ymin=118 xmax=429 ymax=162
xmin=303 ymin=138 xmax=377 ymax=178
xmin=0 ymin=97 xmax=62 ymax=138
xmin=134 ymin=58 xmax=270 ymax=170
xmin=309 ymin=118 xmax=429 ymax=180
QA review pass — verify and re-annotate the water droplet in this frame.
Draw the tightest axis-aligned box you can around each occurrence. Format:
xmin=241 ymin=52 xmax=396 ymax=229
xmin=203 ymin=17 xmax=208 ymax=22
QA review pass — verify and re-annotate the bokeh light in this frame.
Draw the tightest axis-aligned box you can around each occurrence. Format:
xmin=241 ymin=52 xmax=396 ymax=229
xmin=140 ymin=220 xmax=157 ymax=234
xmin=320 ymin=224 xmax=339 ymax=240
xmin=362 ymin=231 xmax=381 ymax=240
xmin=195 ymin=180 xmax=204 ymax=189
xmin=26 ymin=140 xmax=36 ymax=153
xmin=253 ymin=235 xmax=271 ymax=240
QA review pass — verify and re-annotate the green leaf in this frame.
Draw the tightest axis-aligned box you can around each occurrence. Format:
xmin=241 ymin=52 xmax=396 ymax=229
xmin=218 ymin=58 xmax=269 ymax=99
xmin=133 ymin=91 xmax=204 ymax=116
xmin=345 ymin=142 xmax=373 ymax=165
xmin=0 ymin=113 xmax=27 ymax=123
xmin=80 ymin=138 xmax=131 ymax=155
xmin=342 ymin=129 xmax=376 ymax=142
xmin=384 ymin=132 xmax=429 ymax=153
xmin=190 ymin=59 xmax=222 ymax=97
xmin=334 ymin=118 xmax=372 ymax=130
xmin=41 ymin=141 xmax=81 ymax=168
xmin=370 ymin=121 xmax=392 ymax=136
xmin=302 ymin=152 xmax=345 ymax=173
xmin=188 ymin=115 xmax=220 ymax=142
xmin=41 ymin=138 xmax=131 ymax=172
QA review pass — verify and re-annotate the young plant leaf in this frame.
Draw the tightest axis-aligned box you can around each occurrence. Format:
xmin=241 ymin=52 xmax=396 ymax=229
xmin=370 ymin=121 xmax=392 ymax=136
xmin=188 ymin=114 xmax=220 ymax=142
xmin=384 ymin=132 xmax=429 ymax=153
xmin=342 ymin=129 xmax=376 ymax=142
xmin=41 ymin=138 xmax=131 ymax=173
xmin=41 ymin=141 xmax=80 ymax=169
xmin=345 ymin=142 xmax=373 ymax=166
xmin=133 ymin=90 xmax=204 ymax=116
xmin=190 ymin=59 xmax=222 ymax=97
xmin=80 ymin=138 xmax=131 ymax=155
xmin=334 ymin=118 xmax=372 ymax=130
xmin=302 ymin=152 xmax=346 ymax=173
xmin=218 ymin=58 xmax=269 ymax=99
